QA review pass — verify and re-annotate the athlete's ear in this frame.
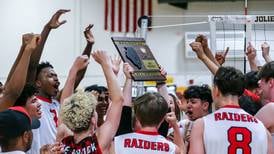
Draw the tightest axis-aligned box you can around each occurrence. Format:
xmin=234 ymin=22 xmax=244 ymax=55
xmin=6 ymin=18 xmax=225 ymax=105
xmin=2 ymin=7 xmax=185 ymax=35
xmin=202 ymin=101 xmax=209 ymax=112
xmin=91 ymin=111 xmax=97 ymax=127
xmin=35 ymin=80 xmax=42 ymax=88
xmin=269 ymin=78 xmax=274 ymax=88
xmin=212 ymin=85 xmax=220 ymax=99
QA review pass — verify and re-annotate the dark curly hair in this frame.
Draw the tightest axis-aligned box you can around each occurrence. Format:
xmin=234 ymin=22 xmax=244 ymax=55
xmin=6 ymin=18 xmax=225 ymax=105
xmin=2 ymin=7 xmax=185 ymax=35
xmin=14 ymin=83 xmax=38 ymax=106
xmin=36 ymin=61 xmax=54 ymax=80
xmin=244 ymin=71 xmax=259 ymax=90
xmin=184 ymin=84 xmax=213 ymax=113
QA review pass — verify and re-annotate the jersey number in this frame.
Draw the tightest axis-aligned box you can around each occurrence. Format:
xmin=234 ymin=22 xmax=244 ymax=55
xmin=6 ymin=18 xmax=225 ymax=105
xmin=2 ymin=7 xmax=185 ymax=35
xmin=50 ymin=109 xmax=58 ymax=127
xmin=227 ymin=127 xmax=251 ymax=154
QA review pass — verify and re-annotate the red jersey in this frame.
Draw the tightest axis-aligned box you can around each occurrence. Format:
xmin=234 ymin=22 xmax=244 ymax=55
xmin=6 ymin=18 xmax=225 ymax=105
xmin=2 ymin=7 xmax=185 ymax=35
xmin=62 ymin=134 xmax=102 ymax=154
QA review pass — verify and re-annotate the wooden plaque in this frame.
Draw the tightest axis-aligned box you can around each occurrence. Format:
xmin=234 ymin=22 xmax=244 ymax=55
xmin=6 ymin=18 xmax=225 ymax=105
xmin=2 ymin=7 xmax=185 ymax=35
xmin=111 ymin=37 xmax=166 ymax=81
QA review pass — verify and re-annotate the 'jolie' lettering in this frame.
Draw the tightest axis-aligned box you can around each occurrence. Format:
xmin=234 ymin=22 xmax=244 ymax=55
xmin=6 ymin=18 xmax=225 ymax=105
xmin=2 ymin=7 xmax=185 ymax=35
xmin=255 ymin=16 xmax=274 ymax=22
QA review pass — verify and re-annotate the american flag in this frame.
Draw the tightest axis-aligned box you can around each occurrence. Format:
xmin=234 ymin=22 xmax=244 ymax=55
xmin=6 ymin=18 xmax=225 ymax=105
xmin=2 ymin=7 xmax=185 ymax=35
xmin=104 ymin=0 xmax=153 ymax=33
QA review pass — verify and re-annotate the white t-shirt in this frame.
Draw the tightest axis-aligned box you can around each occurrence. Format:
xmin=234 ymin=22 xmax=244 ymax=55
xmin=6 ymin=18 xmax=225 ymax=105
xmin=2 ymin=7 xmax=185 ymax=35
xmin=203 ymin=106 xmax=268 ymax=154
xmin=27 ymin=96 xmax=60 ymax=153
xmin=114 ymin=130 xmax=176 ymax=154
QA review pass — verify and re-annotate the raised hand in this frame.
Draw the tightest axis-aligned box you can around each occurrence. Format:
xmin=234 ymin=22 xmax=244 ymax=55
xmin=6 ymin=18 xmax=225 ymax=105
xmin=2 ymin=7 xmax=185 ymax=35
xmin=91 ymin=50 xmax=111 ymax=66
xmin=24 ymin=34 xmax=41 ymax=52
xmin=84 ymin=24 xmax=95 ymax=44
xmin=40 ymin=142 xmax=64 ymax=154
xmin=159 ymin=66 xmax=168 ymax=78
xmin=123 ymin=63 xmax=134 ymax=79
xmin=72 ymin=55 xmax=90 ymax=71
xmin=261 ymin=42 xmax=270 ymax=58
xmin=215 ymin=47 xmax=229 ymax=65
xmin=165 ymin=112 xmax=177 ymax=127
xmin=190 ymin=42 xmax=206 ymax=60
xmin=22 ymin=33 xmax=35 ymax=47
xmin=111 ymin=55 xmax=122 ymax=75
xmin=261 ymin=42 xmax=272 ymax=63
xmin=195 ymin=34 xmax=208 ymax=49
xmin=246 ymin=42 xmax=257 ymax=60
xmin=46 ymin=9 xmax=70 ymax=29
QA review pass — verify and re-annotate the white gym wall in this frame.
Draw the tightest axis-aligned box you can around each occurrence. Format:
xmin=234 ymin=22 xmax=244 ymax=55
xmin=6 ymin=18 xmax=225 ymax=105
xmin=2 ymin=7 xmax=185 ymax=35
xmin=0 ymin=0 xmax=274 ymax=88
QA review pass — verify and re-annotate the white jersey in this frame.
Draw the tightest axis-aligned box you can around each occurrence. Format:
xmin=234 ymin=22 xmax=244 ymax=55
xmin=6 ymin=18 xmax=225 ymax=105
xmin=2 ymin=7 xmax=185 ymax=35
xmin=114 ymin=130 xmax=176 ymax=154
xmin=203 ymin=105 xmax=268 ymax=154
xmin=27 ymin=96 xmax=60 ymax=154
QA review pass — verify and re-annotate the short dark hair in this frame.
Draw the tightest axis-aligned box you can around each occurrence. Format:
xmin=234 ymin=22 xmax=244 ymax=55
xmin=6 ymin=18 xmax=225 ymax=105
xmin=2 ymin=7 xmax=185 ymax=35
xmin=133 ymin=92 xmax=168 ymax=127
xmin=214 ymin=67 xmax=245 ymax=97
xmin=244 ymin=71 xmax=259 ymax=90
xmin=184 ymin=84 xmax=213 ymax=113
xmin=14 ymin=83 xmax=38 ymax=107
xmin=36 ymin=62 xmax=54 ymax=80
xmin=84 ymin=84 xmax=108 ymax=94
xmin=258 ymin=61 xmax=274 ymax=82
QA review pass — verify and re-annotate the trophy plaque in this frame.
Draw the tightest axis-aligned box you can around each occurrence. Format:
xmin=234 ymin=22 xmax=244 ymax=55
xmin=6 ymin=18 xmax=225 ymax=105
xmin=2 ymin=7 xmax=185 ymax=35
xmin=111 ymin=37 xmax=166 ymax=81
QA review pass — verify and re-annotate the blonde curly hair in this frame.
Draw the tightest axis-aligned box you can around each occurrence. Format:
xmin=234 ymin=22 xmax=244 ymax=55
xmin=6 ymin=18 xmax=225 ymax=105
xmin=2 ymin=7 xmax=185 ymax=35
xmin=60 ymin=90 xmax=97 ymax=133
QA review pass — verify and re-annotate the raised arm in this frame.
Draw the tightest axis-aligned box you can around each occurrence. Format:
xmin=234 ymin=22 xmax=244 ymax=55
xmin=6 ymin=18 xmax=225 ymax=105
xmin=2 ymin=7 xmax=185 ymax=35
xmin=166 ymin=112 xmax=185 ymax=154
xmin=190 ymin=42 xmax=219 ymax=75
xmin=27 ymin=9 xmax=70 ymax=83
xmin=111 ymin=55 xmax=122 ymax=76
xmin=55 ymin=24 xmax=94 ymax=102
xmin=56 ymin=55 xmax=89 ymax=142
xmin=215 ymin=47 xmax=229 ymax=66
xmin=196 ymin=34 xmax=221 ymax=67
xmin=122 ymin=63 xmax=133 ymax=107
xmin=92 ymin=50 xmax=124 ymax=151
xmin=114 ymin=63 xmax=134 ymax=136
xmin=6 ymin=34 xmax=34 ymax=83
xmin=246 ymin=42 xmax=259 ymax=71
xmin=0 ymin=34 xmax=40 ymax=111
xmin=262 ymin=42 xmax=272 ymax=63
xmin=60 ymin=55 xmax=89 ymax=104
xmin=74 ymin=24 xmax=95 ymax=88
xmin=156 ymin=67 xmax=169 ymax=103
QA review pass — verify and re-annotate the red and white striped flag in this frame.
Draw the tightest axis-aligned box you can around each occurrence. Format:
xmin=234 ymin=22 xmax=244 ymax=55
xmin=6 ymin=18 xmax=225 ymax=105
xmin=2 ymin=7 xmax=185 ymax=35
xmin=104 ymin=0 xmax=153 ymax=33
